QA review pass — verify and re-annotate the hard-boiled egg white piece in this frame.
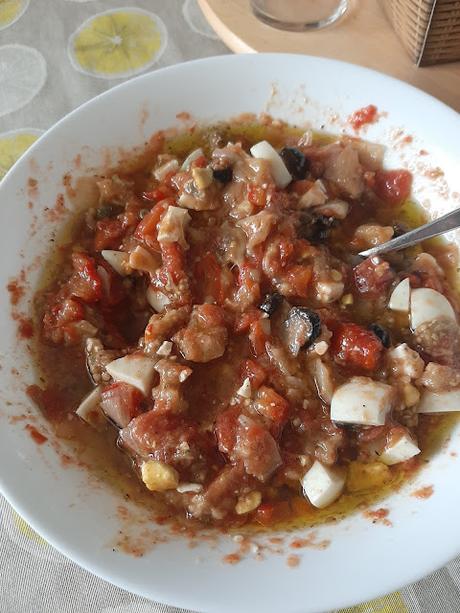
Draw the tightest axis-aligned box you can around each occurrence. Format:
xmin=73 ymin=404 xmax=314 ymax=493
xmin=379 ymin=432 xmax=420 ymax=465
xmin=250 ymin=140 xmax=292 ymax=188
xmin=418 ymin=388 xmax=460 ymax=413
xmin=106 ymin=355 xmax=157 ymax=396
xmin=75 ymin=386 xmax=104 ymax=428
xmin=301 ymin=460 xmax=345 ymax=509
xmin=410 ymin=288 xmax=456 ymax=330
xmin=388 ymin=278 xmax=410 ymax=312
xmin=101 ymin=250 xmax=130 ymax=276
xmin=330 ymin=377 xmax=393 ymax=426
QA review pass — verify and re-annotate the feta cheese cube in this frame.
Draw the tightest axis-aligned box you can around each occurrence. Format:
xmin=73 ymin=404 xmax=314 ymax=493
xmin=146 ymin=286 xmax=170 ymax=312
xmin=418 ymin=388 xmax=460 ymax=413
xmin=330 ymin=377 xmax=393 ymax=426
xmin=389 ymin=278 xmax=410 ymax=312
xmin=236 ymin=377 xmax=252 ymax=399
xmin=301 ymin=461 xmax=345 ymax=508
xmin=410 ymin=287 xmax=456 ymax=330
xmin=106 ymin=354 xmax=157 ymax=396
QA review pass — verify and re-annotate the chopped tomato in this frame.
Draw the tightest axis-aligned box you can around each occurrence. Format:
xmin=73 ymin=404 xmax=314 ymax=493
xmin=191 ymin=155 xmax=208 ymax=169
xmin=100 ymin=382 xmax=144 ymax=428
xmin=234 ymin=417 xmax=282 ymax=481
xmin=236 ymin=261 xmax=261 ymax=306
xmin=255 ymin=501 xmax=291 ymax=527
xmin=194 ymin=252 xmax=227 ymax=304
xmin=215 ymin=405 xmax=240 ymax=456
xmin=249 ymin=319 xmax=269 ymax=356
xmin=280 ymin=264 xmax=312 ymax=298
xmin=69 ymin=252 xmax=102 ymax=303
xmin=159 ymin=241 xmax=187 ymax=285
xmin=240 ymin=359 xmax=267 ymax=390
xmin=353 ymin=257 xmax=395 ymax=297
xmin=374 ymin=169 xmax=412 ymax=206
xmin=349 ymin=104 xmax=378 ymax=130
xmin=248 ymin=184 xmax=267 ymax=208
xmin=94 ymin=218 xmax=124 ymax=251
xmin=42 ymin=297 xmax=84 ymax=344
xmin=142 ymin=186 xmax=175 ymax=202
xmin=331 ymin=322 xmax=383 ymax=372
xmin=97 ymin=261 xmax=126 ymax=306
xmin=254 ymin=386 xmax=290 ymax=436
xmin=195 ymin=303 xmax=226 ymax=327
xmin=234 ymin=308 xmax=261 ymax=333
xmin=134 ymin=199 xmax=171 ymax=252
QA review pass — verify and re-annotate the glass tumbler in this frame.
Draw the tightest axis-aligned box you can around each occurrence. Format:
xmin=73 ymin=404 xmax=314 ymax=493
xmin=250 ymin=0 xmax=348 ymax=31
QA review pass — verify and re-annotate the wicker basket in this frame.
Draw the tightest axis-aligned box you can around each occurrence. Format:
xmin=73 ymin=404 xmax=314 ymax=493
xmin=381 ymin=0 xmax=460 ymax=66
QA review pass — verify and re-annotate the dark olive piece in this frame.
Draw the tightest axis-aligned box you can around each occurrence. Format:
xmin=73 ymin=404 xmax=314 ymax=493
xmin=288 ymin=307 xmax=322 ymax=347
xmin=212 ymin=166 xmax=233 ymax=183
xmin=298 ymin=214 xmax=337 ymax=242
xmin=95 ymin=204 xmax=122 ymax=220
xmin=279 ymin=147 xmax=309 ymax=180
xmin=369 ymin=323 xmax=391 ymax=348
xmin=259 ymin=292 xmax=283 ymax=316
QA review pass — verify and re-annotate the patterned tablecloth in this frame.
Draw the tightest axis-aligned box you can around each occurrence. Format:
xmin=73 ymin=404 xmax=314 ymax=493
xmin=0 ymin=1 xmax=459 ymax=611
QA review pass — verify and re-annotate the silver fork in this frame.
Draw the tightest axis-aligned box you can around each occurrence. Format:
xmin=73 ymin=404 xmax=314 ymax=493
xmin=359 ymin=207 xmax=460 ymax=259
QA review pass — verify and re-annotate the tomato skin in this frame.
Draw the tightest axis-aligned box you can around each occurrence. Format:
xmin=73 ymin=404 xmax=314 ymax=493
xmin=349 ymin=104 xmax=378 ymax=130
xmin=240 ymin=359 xmax=267 ymax=390
xmin=374 ymin=169 xmax=412 ymax=205
xmin=331 ymin=322 xmax=383 ymax=372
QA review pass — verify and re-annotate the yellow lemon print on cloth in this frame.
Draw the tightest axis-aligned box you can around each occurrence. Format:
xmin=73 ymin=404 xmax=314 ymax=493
xmin=68 ymin=7 xmax=167 ymax=80
xmin=0 ymin=0 xmax=29 ymax=31
xmin=339 ymin=591 xmax=408 ymax=613
xmin=0 ymin=129 xmax=42 ymax=179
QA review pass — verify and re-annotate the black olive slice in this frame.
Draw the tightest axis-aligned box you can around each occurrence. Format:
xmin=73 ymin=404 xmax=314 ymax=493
xmin=279 ymin=147 xmax=309 ymax=180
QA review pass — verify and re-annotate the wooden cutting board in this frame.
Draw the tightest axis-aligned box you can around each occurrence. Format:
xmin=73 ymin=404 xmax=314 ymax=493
xmin=198 ymin=0 xmax=460 ymax=112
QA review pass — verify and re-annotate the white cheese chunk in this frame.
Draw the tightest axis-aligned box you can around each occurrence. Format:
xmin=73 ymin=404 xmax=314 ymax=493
xmin=380 ymin=433 xmax=420 ymax=465
xmin=106 ymin=355 xmax=157 ymax=396
xmin=75 ymin=386 xmax=104 ymax=428
xmin=301 ymin=461 xmax=345 ymax=509
xmin=250 ymin=140 xmax=292 ymax=188
xmin=410 ymin=287 xmax=456 ymax=330
xmin=330 ymin=377 xmax=393 ymax=426
xmin=129 ymin=246 xmax=160 ymax=275
xmin=176 ymin=482 xmax=203 ymax=493
xmin=389 ymin=278 xmax=410 ymax=312
xmin=101 ymin=250 xmax=130 ymax=276
xmin=418 ymin=388 xmax=460 ymax=413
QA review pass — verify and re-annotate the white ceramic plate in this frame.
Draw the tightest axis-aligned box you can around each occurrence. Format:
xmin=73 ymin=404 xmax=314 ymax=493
xmin=1 ymin=54 xmax=460 ymax=613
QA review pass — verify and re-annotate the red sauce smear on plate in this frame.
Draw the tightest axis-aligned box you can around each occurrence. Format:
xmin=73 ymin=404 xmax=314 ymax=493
xmin=349 ymin=104 xmax=378 ymax=130
xmin=25 ymin=424 xmax=48 ymax=445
